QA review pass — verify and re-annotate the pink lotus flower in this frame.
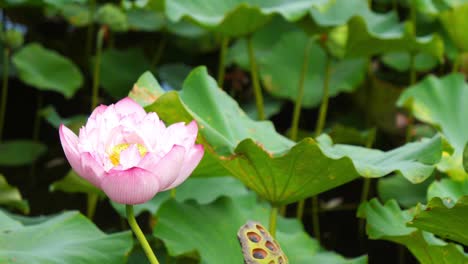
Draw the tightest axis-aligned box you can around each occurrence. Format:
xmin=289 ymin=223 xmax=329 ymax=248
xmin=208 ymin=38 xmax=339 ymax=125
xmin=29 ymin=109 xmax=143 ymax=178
xmin=59 ymin=97 xmax=204 ymax=204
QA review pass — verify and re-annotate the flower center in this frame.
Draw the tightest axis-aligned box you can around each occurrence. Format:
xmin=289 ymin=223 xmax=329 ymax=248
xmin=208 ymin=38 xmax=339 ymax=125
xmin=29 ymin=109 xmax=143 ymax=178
xmin=109 ymin=143 xmax=147 ymax=166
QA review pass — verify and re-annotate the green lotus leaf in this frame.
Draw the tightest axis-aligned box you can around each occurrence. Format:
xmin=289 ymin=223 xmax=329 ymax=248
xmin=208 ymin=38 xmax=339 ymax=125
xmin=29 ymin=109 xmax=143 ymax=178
xmin=358 ymin=199 xmax=468 ymax=263
xmin=165 ymin=0 xmax=330 ymax=37
xmin=0 ymin=211 xmax=132 ymax=264
xmin=409 ymin=196 xmax=468 ymax=246
xmin=412 ymin=0 xmax=468 ymax=14
xmin=50 ymin=170 xmax=104 ymax=197
xmin=111 ymin=176 xmax=249 ymax=218
xmin=127 ymin=8 xmax=165 ymax=31
xmin=98 ymin=48 xmax=153 ymax=99
xmin=129 ymin=70 xmax=165 ymax=107
xmin=154 ymin=193 xmax=367 ymax=264
xmin=143 ymin=67 xmax=442 ymax=205
xmin=378 ymin=174 xmax=432 ymax=208
xmin=427 ymin=178 xmax=468 ymax=203
xmin=40 ymin=105 xmax=87 ymax=134
xmin=397 ymin=73 xmax=468 ymax=180
xmin=0 ymin=140 xmax=46 ymax=166
xmin=381 ymin=52 xmax=439 ymax=72
xmin=316 ymin=134 xmax=442 ymax=183
xmin=260 ymin=31 xmax=367 ymax=108
xmin=307 ymin=0 xmax=444 ymax=58
xmin=439 ymin=3 xmax=468 ymax=52
xmin=0 ymin=175 xmax=29 ymax=214
xmin=227 ymin=19 xmax=367 ymax=108
xmin=12 ymin=43 xmax=83 ymax=98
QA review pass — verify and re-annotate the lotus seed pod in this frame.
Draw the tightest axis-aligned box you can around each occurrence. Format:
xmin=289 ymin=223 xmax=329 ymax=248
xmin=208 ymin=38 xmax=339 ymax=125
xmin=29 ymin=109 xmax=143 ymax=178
xmin=3 ymin=29 xmax=24 ymax=49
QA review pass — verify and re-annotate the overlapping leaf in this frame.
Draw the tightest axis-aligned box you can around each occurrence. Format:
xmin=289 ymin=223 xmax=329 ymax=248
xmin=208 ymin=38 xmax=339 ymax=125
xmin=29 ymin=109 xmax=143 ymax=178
xmin=317 ymin=134 xmax=442 ymax=183
xmin=227 ymin=19 xmax=367 ymax=108
xmin=358 ymin=199 xmax=468 ymax=264
xmin=111 ymin=177 xmax=249 ymax=218
xmin=143 ymin=67 xmax=442 ymax=205
xmin=0 ymin=211 xmax=132 ymax=264
xmin=307 ymin=0 xmax=444 ymax=58
xmin=397 ymin=73 xmax=468 ymax=180
xmin=378 ymin=174 xmax=432 ymax=208
xmin=154 ymin=193 xmax=367 ymax=264
xmin=12 ymin=43 xmax=83 ymax=98
xmin=409 ymin=196 xmax=468 ymax=246
xmin=165 ymin=0 xmax=330 ymax=36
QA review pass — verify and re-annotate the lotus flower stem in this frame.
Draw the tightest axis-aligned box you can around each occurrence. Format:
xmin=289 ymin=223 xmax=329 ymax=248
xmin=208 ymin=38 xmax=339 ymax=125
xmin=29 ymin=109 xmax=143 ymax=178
xmin=126 ymin=205 xmax=160 ymax=264
xmin=86 ymin=193 xmax=98 ymax=219
xmin=290 ymin=37 xmax=314 ymax=141
xmin=29 ymin=93 xmax=43 ymax=186
xmin=296 ymin=199 xmax=305 ymax=220
xmin=406 ymin=53 xmax=416 ymax=142
xmin=269 ymin=206 xmax=278 ymax=238
xmin=247 ymin=35 xmax=265 ymax=120
xmin=314 ymin=54 xmax=330 ymax=137
xmin=84 ymin=0 xmax=96 ymax=64
xmin=358 ymin=131 xmax=376 ymax=239
xmin=311 ymin=196 xmax=320 ymax=241
xmin=91 ymin=26 xmax=105 ymax=109
xmin=151 ymin=34 xmax=167 ymax=68
xmin=452 ymin=55 xmax=461 ymax=73
xmin=170 ymin=188 xmax=176 ymax=199
xmin=217 ymin=36 xmax=229 ymax=88
xmin=0 ymin=47 xmax=9 ymax=141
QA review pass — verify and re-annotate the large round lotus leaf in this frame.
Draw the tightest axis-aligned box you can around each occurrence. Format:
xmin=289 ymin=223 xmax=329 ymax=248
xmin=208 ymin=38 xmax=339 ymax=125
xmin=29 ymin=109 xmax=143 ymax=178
xmin=154 ymin=193 xmax=367 ymax=264
xmin=0 ymin=140 xmax=46 ymax=166
xmin=165 ymin=0 xmax=330 ymax=37
xmin=306 ymin=0 xmax=444 ymax=58
xmin=143 ymin=67 xmax=442 ymax=205
xmin=409 ymin=196 xmax=468 ymax=247
xmin=397 ymin=73 xmax=468 ymax=180
xmin=260 ymin=30 xmax=367 ymax=108
xmin=358 ymin=199 xmax=468 ymax=263
xmin=12 ymin=43 xmax=83 ymax=98
xmin=0 ymin=211 xmax=132 ymax=264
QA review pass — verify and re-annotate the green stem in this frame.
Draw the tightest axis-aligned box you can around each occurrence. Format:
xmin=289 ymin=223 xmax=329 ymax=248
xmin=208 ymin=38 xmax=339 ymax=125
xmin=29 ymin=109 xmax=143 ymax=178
xmin=247 ymin=35 xmax=265 ymax=120
xmin=126 ymin=205 xmax=160 ymax=264
xmin=296 ymin=199 xmax=305 ymax=220
xmin=452 ymin=54 xmax=461 ymax=73
xmin=290 ymin=37 xmax=314 ymax=141
xmin=151 ymin=35 xmax=167 ymax=68
xmin=0 ymin=48 xmax=9 ymax=141
xmin=91 ymin=26 xmax=105 ymax=110
xmin=311 ymin=196 xmax=320 ymax=241
xmin=314 ymin=54 xmax=331 ymax=137
xmin=84 ymin=0 xmax=96 ymax=66
xmin=217 ymin=36 xmax=229 ymax=88
xmin=269 ymin=206 xmax=278 ymax=238
xmin=32 ymin=94 xmax=43 ymax=141
xmin=86 ymin=193 xmax=98 ymax=219
xmin=406 ymin=54 xmax=417 ymax=142
xmin=170 ymin=188 xmax=176 ymax=199
xmin=359 ymin=131 xmax=376 ymax=239
xmin=29 ymin=93 xmax=43 ymax=187
xmin=368 ymin=0 xmax=372 ymax=8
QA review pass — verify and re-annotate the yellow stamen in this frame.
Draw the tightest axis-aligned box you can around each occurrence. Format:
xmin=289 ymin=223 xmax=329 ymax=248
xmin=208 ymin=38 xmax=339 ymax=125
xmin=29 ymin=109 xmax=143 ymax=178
xmin=109 ymin=143 xmax=147 ymax=166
